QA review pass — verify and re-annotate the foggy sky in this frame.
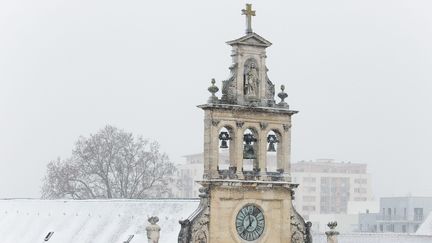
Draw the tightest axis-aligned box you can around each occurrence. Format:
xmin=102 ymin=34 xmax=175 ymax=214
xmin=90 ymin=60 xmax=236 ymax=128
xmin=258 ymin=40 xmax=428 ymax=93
xmin=0 ymin=0 xmax=431 ymax=199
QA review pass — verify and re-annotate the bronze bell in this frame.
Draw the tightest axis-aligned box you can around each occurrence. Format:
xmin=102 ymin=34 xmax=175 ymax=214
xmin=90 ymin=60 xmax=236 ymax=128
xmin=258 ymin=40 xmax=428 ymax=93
xmin=220 ymin=140 xmax=228 ymax=149
xmin=267 ymin=134 xmax=278 ymax=152
xmin=243 ymin=144 xmax=256 ymax=159
xmin=243 ymin=133 xmax=257 ymax=159
xmin=219 ymin=131 xmax=231 ymax=149
xmin=268 ymin=142 xmax=276 ymax=152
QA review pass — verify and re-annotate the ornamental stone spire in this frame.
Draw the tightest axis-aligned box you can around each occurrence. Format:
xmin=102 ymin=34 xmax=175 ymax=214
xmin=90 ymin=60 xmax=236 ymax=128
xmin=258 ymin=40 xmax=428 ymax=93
xmin=217 ymin=3 xmax=277 ymax=108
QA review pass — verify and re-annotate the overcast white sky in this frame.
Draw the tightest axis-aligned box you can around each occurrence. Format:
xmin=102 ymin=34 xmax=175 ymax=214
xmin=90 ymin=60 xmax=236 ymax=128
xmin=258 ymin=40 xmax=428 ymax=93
xmin=0 ymin=0 xmax=431 ymax=199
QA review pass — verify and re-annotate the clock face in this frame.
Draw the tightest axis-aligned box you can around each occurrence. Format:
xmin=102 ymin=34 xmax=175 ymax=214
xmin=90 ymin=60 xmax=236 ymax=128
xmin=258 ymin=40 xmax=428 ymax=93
xmin=235 ymin=204 xmax=265 ymax=241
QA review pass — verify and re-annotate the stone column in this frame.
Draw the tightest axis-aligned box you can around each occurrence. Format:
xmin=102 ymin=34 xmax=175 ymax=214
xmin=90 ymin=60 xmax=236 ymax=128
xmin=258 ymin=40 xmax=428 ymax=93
xmin=259 ymin=52 xmax=266 ymax=102
xmin=146 ymin=216 xmax=161 ymax=243
xmin=276 ymin=132 xmax=283 ymax=172
xmin=229 ymin=128 xmax=237 ymax=170
xmin=204 ymin=111 xmax=220 ymax=179
xmin=277 ymin=127 xmax=287 ymax=172
xmin=325 ymin=221 xmax=339 ymax=243
xmin=236 ymin=54 xmax=245 ymax=105
xmin=235 ymin=125 xmax=244 ymax=179
xmin=280 ymin=123 xmax=292 ymax=178
xmin=203 ymin=113 xmax=211 ymax=179
xmin=258 ymin=130 xmax=267 ymax=179
xmin=210 ymin=125 xmax=219 ymax=178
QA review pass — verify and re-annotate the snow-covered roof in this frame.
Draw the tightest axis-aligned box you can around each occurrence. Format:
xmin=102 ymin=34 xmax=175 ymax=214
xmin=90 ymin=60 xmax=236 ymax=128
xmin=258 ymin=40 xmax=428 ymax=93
xmin=1 ymin=199 xmax=431 ymax=243
xmin=417 ymin=212 xmax=432 ymax=235
xmin=0 ymin=199 xmax=199 ymax=243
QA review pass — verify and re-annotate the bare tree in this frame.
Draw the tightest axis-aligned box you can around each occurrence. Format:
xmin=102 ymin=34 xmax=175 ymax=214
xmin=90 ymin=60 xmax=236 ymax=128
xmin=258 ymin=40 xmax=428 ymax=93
xmin=41 ymin=125 xmax=176 ymax=199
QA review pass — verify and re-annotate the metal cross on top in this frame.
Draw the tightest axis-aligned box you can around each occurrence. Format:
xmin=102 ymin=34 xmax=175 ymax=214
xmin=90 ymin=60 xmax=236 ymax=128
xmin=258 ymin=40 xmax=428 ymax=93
xmin=242 ymin=3 xmax=256 ymax=34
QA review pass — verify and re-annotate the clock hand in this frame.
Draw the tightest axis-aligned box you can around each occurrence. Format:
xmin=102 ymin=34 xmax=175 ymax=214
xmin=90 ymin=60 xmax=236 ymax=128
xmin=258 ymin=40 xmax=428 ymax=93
xmin=247 ymin=215 xmax=252 ymax=230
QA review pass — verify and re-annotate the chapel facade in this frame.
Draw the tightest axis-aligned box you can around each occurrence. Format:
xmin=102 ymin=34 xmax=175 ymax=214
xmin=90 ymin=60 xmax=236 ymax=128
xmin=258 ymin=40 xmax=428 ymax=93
xmin=178 ymin=4 xmax=312 ymax=243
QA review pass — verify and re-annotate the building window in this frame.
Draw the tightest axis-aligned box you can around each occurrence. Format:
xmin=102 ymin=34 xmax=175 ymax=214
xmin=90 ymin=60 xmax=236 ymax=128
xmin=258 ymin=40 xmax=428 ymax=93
xmin=402 ymin=225 xmax=407 ymax=233
xmin=302 ymin=206 xmax=316 ymax=212
xmin=354 ymin=197 xmax=367 ymax=201
xmin=385 ymin=224 xmax=394 ymax=232
xmin=303 ymin=196 xmax=316 ymax=202
xmin=379 ymin=224 xmax=383 ymax=232
xmin=354 ymin=178 xmax=367 ymax=184
xmin=414 ymin=208 xmax=424 ymax=221
xmin=404 ymin=208 xmax=407 ymax=220
xmin=354 ymin=188 xmax=366 ymax=193
xmin=306 ymin=186 xmax=316 ymax=193
xmin=303 ymin=177 xmax=316 ymax=183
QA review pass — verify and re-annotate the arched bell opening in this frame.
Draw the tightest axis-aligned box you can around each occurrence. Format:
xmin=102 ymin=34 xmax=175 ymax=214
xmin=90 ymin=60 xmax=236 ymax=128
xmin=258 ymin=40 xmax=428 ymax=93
xmin=266 ymin=130 xmax=281 ymax=172
xmin=218 ymin=126 xmax=234 ymax=171
xmin=242 ymin=128 xmax=258 ymax=172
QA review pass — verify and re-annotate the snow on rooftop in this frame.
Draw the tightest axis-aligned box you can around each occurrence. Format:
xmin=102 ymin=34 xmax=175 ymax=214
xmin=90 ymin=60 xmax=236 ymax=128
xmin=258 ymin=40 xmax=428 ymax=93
xmin=417 ymin=212 xmax=432 ymax=235
xmin=1 ymin=199 xmax=431 ymax=243
xmin=0 ymin=199 xmax=199 ymax=243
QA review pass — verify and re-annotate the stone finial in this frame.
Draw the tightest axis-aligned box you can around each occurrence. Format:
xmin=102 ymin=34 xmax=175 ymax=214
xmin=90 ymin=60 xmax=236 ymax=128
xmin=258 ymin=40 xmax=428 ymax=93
xmin=208 ymin=78 xmax=219 ymax=104
xmin=146 ymin=216 xmax=161 ymax=243
xmin=198 ymin=187 xmax=209 ymax=198
xmin=325 ymin=221 xmax=339 ymax=243
xmin=277 ymin=85 xmax=289 ymax=108
xmin=305 ymin=221 xmax=313 ymax=243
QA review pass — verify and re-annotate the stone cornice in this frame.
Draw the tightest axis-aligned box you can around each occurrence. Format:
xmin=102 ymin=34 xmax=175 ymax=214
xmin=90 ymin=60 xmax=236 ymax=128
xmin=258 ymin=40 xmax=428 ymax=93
xmin=226 ymin=32 xmax=272 ymax=48
xmin=198 ymin=103 xmax=299 ymax=115
xmin=197 ymin=179 xmax=299 ymax=189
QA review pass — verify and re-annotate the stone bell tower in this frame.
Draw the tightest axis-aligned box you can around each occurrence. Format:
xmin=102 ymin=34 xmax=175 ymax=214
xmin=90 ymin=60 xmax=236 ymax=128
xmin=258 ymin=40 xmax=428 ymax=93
xmin=179 ymin=4 xmax=311 ymax=243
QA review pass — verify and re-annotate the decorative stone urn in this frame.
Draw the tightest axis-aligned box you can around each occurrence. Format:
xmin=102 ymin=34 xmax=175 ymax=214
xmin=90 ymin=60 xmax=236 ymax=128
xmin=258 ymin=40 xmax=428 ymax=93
xmin=146 ymin=216 xmax=161 ymax=243
xmin=325 ymin=221 xmax=339 ymax=243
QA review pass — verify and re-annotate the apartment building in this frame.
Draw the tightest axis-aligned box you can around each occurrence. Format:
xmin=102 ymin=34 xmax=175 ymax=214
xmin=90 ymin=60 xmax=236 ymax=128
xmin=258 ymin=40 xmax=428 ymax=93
xmin=292 ymin=159 xmax=373 ymax=218
xmin=359 ymin=196 xmax=432 ymax=233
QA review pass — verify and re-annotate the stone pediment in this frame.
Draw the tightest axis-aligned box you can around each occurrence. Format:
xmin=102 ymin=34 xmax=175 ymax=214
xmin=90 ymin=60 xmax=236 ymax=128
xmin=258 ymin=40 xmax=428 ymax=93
xmin=226 ymin=32 xmax=272 ymax=47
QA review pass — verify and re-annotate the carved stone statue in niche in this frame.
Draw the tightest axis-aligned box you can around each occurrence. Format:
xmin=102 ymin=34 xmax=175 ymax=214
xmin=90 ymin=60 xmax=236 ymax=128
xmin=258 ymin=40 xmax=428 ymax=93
xmin=244 ymin=60 xmax=259 ymax=97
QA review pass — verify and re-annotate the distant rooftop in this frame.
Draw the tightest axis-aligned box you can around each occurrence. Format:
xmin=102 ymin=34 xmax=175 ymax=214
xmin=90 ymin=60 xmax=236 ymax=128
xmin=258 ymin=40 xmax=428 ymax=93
xmin=292 ymin=159 xmax=367 ymax=174
xmin=380 ymin=196 xmax=432 ymax=200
